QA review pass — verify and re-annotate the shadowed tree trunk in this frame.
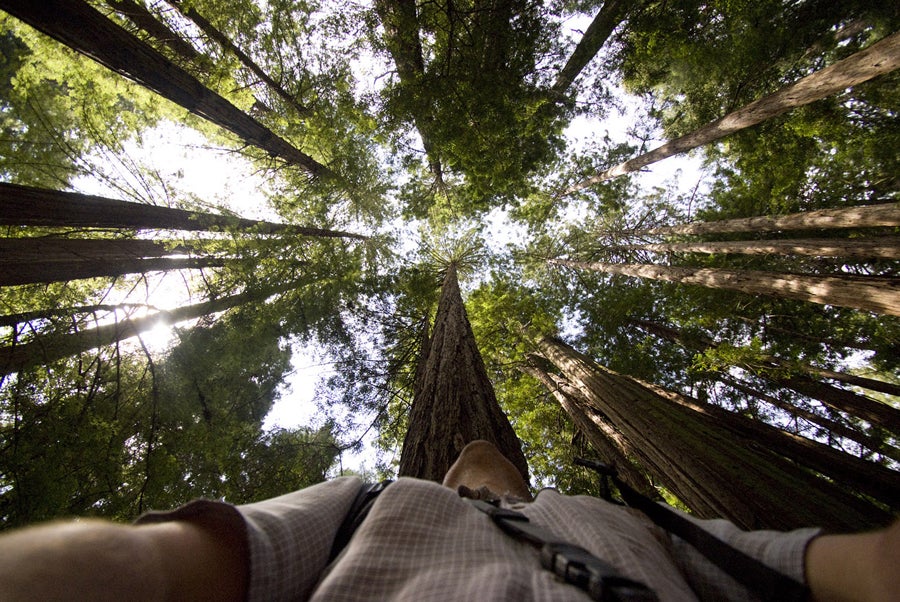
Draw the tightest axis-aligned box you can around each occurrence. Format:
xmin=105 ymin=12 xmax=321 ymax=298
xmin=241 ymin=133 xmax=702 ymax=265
xmin=550 ymin=258 xmax=900 ymax=316
xmin=166 ymin=0 xmax=311 ymax=117
xmin=716 ymin=375 xmax=900 ymax=464
xmin=0 ymin=281 xmax=298 ymax=376
xmin=521 ymin=361 xmax=657 ymax=498
xmin=105 ymin=0 xmax=203 ymax=64
xmin=534 ymin=336 xmax=894 ymax=531
xmin=0 ymin=303 xmax=153 ymax=328
xmin=550 ymin=0 xmax=632 ymax=96
xmin=629 ymin=318 xmax=900 ymax=432
xmin=0 ymin=0 xmax=332 ymax=177
xmin=636 ymin=372 xmax=900 ymax=505
xmin=0 ymin=255 xmax=224 ymax=286
xmin=0 ymin=183 xmax=365 ymax=239
xmin=566 ymin=31 xmax=900 ymax=191
xmin=620 ymin=237 xmax=900 ymax=260
xmin=399 ymin=263 xmax=528 ymax=482
xmin=635 ymin=203 xmax=900 ymax=237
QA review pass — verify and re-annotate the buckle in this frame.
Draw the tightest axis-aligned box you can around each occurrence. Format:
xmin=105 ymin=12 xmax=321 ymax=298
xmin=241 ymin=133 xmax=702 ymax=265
xmin=540 ymin=543 xmax=658 ymax=602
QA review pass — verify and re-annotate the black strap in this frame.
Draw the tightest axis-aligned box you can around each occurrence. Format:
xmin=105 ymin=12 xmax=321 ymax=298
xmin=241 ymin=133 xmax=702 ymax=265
xmin=471 ymin=499 xmax=658 ymax=601
xmin=328 ymin=480 xmax=393 ymax=562
xmin=575 ymin=458 xmax=810 ymax=602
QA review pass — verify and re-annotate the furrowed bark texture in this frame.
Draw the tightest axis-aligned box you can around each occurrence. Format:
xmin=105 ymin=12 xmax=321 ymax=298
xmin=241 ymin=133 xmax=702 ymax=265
xmin=636 ymin=203 xmax=900 ymax=236
xmin=521 ymin=362 xmax=657 ymax=498
xmin=535 ymin=337 xmax=893 ymax=531
xmin=551 ymin=259 xmax=900 ymax=316
xmin=399 ymin=264 xmax=528 ymax=482
xmin=0 ymin=0 xmax=330 ymax=176
xmin=636 ymin=375 xmax=900 ymax=505
xmin=567 ymin=31 xmax=900 ymax=190
xmin=0 ymin=183 xmax=365 ymax=239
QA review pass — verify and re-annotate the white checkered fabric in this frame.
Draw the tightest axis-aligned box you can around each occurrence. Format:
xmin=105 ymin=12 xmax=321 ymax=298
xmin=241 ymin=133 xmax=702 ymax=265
xmin=144 ymin=476 xmax=819 ymax=601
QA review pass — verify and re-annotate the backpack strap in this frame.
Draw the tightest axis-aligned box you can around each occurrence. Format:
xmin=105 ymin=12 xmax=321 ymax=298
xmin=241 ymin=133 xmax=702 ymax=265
xmin=328 ymin=480 xmax=393 ymax=562
xmin=575 ymin=458 xmax=810 ymax=602
xmin=471 ymin=499 xmax=658 ymax=601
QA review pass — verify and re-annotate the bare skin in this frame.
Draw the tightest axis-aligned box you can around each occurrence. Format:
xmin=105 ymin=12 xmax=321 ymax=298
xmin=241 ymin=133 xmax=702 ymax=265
xmin=442 ymin=439 xmax=533 ymax=500
xmin=0 ymin=440 xmax=896 ymax=601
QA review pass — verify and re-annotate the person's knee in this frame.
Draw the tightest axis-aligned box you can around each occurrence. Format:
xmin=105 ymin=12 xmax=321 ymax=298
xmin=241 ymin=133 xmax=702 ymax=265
xmin=442 ymin=440 xmax=531 ymax=500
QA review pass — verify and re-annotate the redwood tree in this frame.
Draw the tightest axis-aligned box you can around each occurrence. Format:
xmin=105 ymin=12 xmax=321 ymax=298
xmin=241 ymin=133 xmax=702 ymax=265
xmin=0 ymin=0 xmax=331 ymax=177
xmin=566 ymin=31 xmax=900 ymax=191
xmin=550 ymin=258 xmax=900 ymax=317
xmin=398 ymin=263 xmax=529 ymax=482
xmin=533 ymin=336 xmax=894 ymax=531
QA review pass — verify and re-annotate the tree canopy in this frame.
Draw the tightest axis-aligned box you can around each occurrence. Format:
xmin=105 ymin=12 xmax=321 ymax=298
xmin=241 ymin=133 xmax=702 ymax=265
xmin=0 ymin=0 xmax=897 ymax=528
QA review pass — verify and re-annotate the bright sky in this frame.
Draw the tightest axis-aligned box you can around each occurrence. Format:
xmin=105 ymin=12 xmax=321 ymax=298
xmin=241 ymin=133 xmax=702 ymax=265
xmin=64 ymin=13 xmax=709 ymax=477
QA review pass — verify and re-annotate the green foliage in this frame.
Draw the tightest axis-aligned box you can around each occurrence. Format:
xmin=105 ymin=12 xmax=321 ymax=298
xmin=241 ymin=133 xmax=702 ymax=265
xmin=0 ymin=15 xmax=171 ymax=187
xmin=1 ymin=0 xmax=897 ymax=521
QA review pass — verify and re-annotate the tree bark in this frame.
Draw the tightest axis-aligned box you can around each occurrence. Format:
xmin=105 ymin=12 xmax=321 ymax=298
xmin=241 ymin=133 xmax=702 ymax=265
xmin=166 ymin=0 xmax=311 ymax=117
xmin=104 ymin=0 xmax=202 ymax=63
xmin=551 ymin=258 xmax=900 ymax=317
xmin=566 ymin=31 xmax=900 ymax=191
xmin=621 ymin=236 xmax=900 ymax=260
xmin=0 ymin=183 xmax=366 ymax=239
xmin=0 ymin=256 xmax=224 ymax=286
xmin=521 ymin=361 xmax=657 ymax=498
xmin=630 ymin=318 xmax=900 ymax=433
xmin=0 ymin=238 xmax=184 ymax=261
xmin=0 ymin=0 xmax=331 ymax=177
xmin=635 ymin=203 xmax=900 ymax=237
xmin=399 ymin=263 xmax=528 ymax=482
xmin=0 ymin=303 xmax=152 ymax=328
xmin=635 ymin=373 xmax=900 ymax=505
xmin=535 ymin=336 xmax=894 ymax=530
xmin=0 ymin=282 xmax=297 ymax=376
xmin=717 ymin=375 xmax=900 ymax=464
xmin=551 ymin=0 xmax=631 ymax=96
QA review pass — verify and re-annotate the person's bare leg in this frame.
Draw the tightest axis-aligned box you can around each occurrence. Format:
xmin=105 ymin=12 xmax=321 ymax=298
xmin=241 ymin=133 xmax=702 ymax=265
xmin=442 ymin=440 xmax=532 ymax=500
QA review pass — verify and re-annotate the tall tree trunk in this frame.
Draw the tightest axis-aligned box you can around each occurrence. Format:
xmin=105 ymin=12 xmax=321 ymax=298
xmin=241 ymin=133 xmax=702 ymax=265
xmin=635 ymin=203 xmax=900 ymax=237
xmin=717 ymin=375 xmax=900 ymax=464
xmin=630 ymin=318 xmax=900 ymax=433
xmin=535 ymin=336 xmax=893 ymax=530
xmin=566 ymin=31 xmax=900 ymax=191
xmin=0 ymin=238 xmax=186 ymax=261
xmin=751 ymin=319 xmax=885 ymax=353
xmin=166 ymin=0 xmax=311 ymax=117
xmin=0 ymin=256 xmax=224 ymax=286
xmin=0 ymin=0 xmax=332 ymax=178
xmin=620 ymin=237 xmax=900 ymax=260
xmin=398 ymin=264 xmax=528 ymax=482
xmin=104 ymin=0 xmax=202 ymax=63
xmin=0 ymin=183 xmax=365 ymax=239
xmin=635 ymin=373 xmax=900 ymax=505
xmin=0 ymin=282 xmax=297 ymax=376
xmin=373 ymin=0 xmax=444 ymax=184
xmin=0 ymin=303 xmax=153 ymax=328
xmin=551 ymin=0 xmax=632 ymax=96
xmin=550 ymin=258 xmax=900 ymax=316
xmin=521 ymin=361 xmax=657 ymax=498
